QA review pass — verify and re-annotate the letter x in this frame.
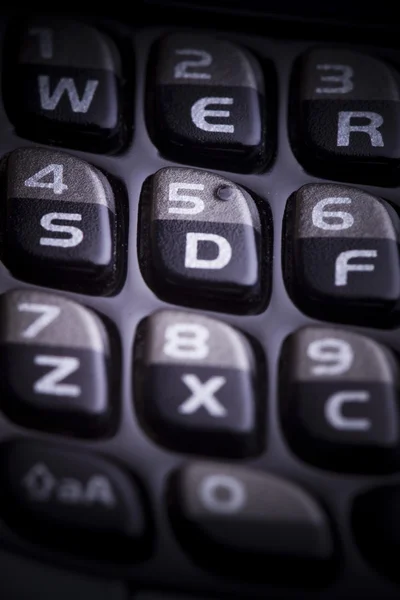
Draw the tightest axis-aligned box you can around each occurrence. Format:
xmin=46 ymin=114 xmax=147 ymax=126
xmin=178 ymin=374 xmax=227 ymax=417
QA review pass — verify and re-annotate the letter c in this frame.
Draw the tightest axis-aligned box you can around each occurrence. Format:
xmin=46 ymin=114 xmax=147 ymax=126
xmin=325 ymin=390 xmax=371 ymax=431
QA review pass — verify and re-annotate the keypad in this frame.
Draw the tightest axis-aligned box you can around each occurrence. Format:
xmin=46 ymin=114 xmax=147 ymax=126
xmin=3 ymin=19 xmax=124 ymax=152
xmin=147 ymin=33 xmax=273 ymax=173
xmin=291 ymin=48 xmax=400 ymax=184
xmin=0 ymin=441 xmax=147 ymax=556
xmin=0 ymin=290 xmax=112 ymax=437
xmin=280 ymin=327 xmax=400 ymax=473
xmin=2 ymin=18 xmax=400 ymax=600
xmin=134 ymin=310 xmax=262 ymax=458
xmin=2 ymin=147 xmax=122 ymax=295
xmin=139 ymin=167 xmax=271 ymax=313
xmin=283 ymin=183 xmax=400 ymax=324
xmin=171 ymin=462 xmax=334 ymax=579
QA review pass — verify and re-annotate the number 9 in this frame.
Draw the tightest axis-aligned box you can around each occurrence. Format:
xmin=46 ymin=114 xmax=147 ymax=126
xmin=307 ymin=338 xmax=354 ymax=376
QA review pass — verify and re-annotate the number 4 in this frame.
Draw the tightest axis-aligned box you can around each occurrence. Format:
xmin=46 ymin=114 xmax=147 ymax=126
xmin=24 ymin=164 xmax=68 ymax=195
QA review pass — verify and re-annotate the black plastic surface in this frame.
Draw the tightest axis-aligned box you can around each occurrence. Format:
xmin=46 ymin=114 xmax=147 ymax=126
xmin=2 ymin=12 xmax=400 ymax=600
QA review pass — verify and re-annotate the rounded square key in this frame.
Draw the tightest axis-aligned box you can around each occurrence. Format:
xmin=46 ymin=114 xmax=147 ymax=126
xmin=0 ymin=290 xmax=115 ymax=437
xmin=353 ymin=483 xmax=400 ymax=583
xmin=290 ymin=48 xmax=400 ymax=184
xmin=2 ymin=147 xmax=124 ymax=296
xmin=134 ymin=310 xmax=265 ymax=458
xmin=280 ymin=327 xmax=400 ymax=473
xmin=147 ymin=34 xmax=275 ymax=173
xmin=3 ymin=18 xmax=125 ymax=152
xmin=0 ymin=441 xmax=148 ymax=559
xmin=283 ymin=183 xmax=400 ymax=325
xmin=139 ymin=167 xmax=272 ymax=314
xmin=170 ymin=462 xmax=335 ymax=582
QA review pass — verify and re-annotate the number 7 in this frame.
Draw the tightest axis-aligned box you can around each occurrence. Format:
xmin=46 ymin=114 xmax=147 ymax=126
xmin=18 ymin=303 xmax=61 ymax=338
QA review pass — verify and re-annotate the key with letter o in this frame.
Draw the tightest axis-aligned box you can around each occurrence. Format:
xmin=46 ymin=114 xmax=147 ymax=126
xmin=170 ymin=462 xmax=335 ymax=581
xmin=147 ymin=33 xmax=274 ymax=173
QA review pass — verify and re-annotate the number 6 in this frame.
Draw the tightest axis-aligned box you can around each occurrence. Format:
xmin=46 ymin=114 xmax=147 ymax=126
xmin=312 ymin=197 xmax=354 ymax=231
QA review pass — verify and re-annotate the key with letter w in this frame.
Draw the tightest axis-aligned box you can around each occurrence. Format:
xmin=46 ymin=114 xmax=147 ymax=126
xmin=38 ymin=76 xmax=99 ymax=113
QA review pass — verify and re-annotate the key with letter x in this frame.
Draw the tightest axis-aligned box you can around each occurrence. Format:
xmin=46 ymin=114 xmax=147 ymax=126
xmin=134 ymin=310 xmax=263 ymax=458
xmin=179 ymin=375 xmax=227 ymax=417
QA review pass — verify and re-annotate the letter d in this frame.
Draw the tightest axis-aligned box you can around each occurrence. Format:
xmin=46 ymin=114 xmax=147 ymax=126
xmin=185 ymin=232 xmax=232 ymax=270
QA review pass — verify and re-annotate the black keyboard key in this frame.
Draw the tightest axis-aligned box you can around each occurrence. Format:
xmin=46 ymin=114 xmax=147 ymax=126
xmin=139 ymin=167 xmax=271 ymax=314
xmin=134 ymin=310 xmax=263 ymax=458
xmin=147 ymin=34 xmax=273 ymax=173
xmin=280 ymin=327 xmax=400 ymax=473
xmin=283 ymin=183 xmax=400 ymax=324
xmin=0 ymin=290 xmax=113 ymax=437
xmin=3 ymin=19 xmax=124 ymax=152
xmin=0 ymin=441 xmax=147 ymax=556
xmin=291 ymin=49 xmax=400 ymax=184
xmin=170 ymin=462 xmax=334 ymax=580
xmin=353 ymin=484 xmax=400 ymax=582
xmin=2 ymin=147 xmax=122 ymax=295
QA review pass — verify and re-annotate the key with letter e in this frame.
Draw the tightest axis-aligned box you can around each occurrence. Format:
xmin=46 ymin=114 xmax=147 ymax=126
xmin=148 ymin=33 xmax=274 ymax=172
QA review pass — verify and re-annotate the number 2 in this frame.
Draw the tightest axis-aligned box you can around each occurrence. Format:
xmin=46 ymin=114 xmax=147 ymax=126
xmin=174 ymin=49 xmax=212 ymax=80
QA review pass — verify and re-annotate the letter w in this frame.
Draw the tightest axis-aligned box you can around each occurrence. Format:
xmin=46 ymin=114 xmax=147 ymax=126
xmin=38 ymin=76 xmax=99 ymax=113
